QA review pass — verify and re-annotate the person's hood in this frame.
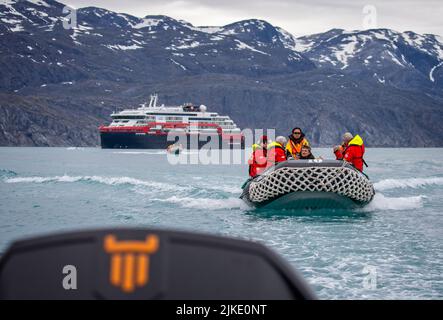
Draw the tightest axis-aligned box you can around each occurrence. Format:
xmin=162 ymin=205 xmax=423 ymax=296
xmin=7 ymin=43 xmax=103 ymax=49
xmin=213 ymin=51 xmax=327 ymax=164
xmin=288 ymin=132 xmax=305 ymax=145
xmin=348 ymin=135 xmax=364 ymax=146
xmin=268 ymin=141 xmax=284 ymax=149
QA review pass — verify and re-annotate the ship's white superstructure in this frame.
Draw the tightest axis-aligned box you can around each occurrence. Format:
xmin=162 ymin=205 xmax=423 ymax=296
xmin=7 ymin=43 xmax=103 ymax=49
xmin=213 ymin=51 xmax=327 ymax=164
xmin=108 ymin=94 xmax=241 ymax=134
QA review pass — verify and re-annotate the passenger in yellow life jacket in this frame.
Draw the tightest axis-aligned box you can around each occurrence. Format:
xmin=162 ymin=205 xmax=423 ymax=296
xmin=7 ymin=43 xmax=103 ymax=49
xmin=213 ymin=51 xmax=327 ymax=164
xmin=286 ymin=127 xmax=310 ymax=159
xmin=266 ymin=136 xmax=287 ymax=168
xmin=343 ymin=134 xmax=367 ymax=172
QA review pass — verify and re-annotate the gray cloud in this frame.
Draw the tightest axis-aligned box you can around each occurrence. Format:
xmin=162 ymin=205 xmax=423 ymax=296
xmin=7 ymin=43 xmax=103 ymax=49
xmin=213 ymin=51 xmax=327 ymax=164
xmin=64 ymin=0 xmax=443 ymax=36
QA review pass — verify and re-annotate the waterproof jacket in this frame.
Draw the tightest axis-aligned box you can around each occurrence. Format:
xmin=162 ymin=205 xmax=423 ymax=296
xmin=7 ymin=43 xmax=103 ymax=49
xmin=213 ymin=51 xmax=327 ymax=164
xmin=267 ymin=142 xmax=287 ymax=168
xmin=343 ymin=135 xmax=365 ymax=172
xmin=286 ymin=135 xmax=310 ymax=158
xmin=334 ymin=144 xmax=346 ymax=160
xmin=248 ymin=146 xmax=268 ymax=177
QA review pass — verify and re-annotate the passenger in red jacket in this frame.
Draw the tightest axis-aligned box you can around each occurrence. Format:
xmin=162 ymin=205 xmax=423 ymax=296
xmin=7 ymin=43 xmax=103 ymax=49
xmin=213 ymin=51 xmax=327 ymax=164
xmin=266 ymin=136 xmax=287 ymax=168
xmin=333 ymin=132 xmax=353 ymax=160
xmin=343 ymin=134 xmax=366 ymax=172
xmin=248 ymin=135 xmax=268 ymax=178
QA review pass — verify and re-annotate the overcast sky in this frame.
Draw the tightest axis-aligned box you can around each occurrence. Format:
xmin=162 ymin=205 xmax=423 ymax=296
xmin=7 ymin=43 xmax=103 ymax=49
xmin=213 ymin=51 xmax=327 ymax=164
xmin=64 ymin=0 xmax=443 ymax=37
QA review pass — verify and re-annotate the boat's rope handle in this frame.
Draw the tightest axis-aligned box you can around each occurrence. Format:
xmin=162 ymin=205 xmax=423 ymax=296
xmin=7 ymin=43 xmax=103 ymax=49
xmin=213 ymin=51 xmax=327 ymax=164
xmin=318 ymin=162 xmax=347 ymax=189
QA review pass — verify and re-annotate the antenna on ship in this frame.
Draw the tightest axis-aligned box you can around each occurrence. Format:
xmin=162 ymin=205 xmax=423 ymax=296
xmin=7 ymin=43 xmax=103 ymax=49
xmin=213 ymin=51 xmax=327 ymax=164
xmin=149 ymin=93 xmax=158 ymax=108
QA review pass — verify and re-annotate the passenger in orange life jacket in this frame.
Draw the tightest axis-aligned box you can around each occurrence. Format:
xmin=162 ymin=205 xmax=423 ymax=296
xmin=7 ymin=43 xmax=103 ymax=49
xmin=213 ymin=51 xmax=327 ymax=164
xmin=333 ymin=132 xmax=353 ymax=160
xmin=286 ymin=127 xmax=310 ymax=159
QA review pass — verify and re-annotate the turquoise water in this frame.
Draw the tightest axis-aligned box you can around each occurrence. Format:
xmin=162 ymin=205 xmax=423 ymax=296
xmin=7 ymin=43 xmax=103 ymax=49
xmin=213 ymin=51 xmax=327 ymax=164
xmin=0 ymin=147 xmax=442 ymax=299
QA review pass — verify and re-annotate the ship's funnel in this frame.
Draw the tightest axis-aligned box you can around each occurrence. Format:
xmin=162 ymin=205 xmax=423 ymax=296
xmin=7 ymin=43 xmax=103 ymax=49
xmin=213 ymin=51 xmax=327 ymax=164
xmin=148 ymin=94 xmax=158 ymax=108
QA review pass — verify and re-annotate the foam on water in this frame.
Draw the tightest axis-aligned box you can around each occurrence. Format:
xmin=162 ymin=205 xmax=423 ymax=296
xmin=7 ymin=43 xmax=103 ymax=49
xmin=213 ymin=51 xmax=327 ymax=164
xmin=2 ymin=173 xmax=429 ymax=213
xmin=66 ymin=147 xmax=85 ymax=150
xmin=155 ymin=196 xmax=249 ymax=210
xmin=113 ymin=150 xmax=200 ymax=155
xmin=374 ymin=177 xmax=443 ymax=191
xmin=1 ymin=148 xmax=443 ymax=299
xmin=4 ymin=175 xmax=189 ymax=192
xmin=194 ymin=183 xmax=243 ymax=194
xmin=363 ymin=193 xmax=425 ymax=211
xmin=113 ymin=151 xmax=165 ymax=155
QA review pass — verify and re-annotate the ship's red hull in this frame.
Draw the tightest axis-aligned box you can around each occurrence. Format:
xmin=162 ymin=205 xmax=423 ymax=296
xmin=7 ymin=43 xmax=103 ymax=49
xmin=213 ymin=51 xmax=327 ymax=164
xmin=100 ymin=130 xmax=244 ymax=149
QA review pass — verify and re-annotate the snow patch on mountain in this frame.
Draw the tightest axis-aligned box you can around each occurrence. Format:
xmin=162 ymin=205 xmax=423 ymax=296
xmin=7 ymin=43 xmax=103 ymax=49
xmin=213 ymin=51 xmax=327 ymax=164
xmin=334 ymin=37 xmax=359 ymax=69
xmin=386 ymin=51 xmax=404 ymax=67
xmin=1 ymin=17 xmax=20 ymax=24
xmin=433 ymin=43 xmax=443 ymax=60
xmin=430 ymin=61 xmax=443 ymax=82
xmin=294 ymin=38 xmax=315 ymax=53
xmin=402 ymin=32 xmax=426 ymax=47
xmin=210 ymin=35 xmax=224 ymax=41
xmin=275 ymin=26 xmax=297 ymax=50
xmin=170 ymin=58 xmax=186 ymax=70
xmin=235 ymin=39 xmax=270 ymax=56
xmin=371 ymin=30 xmax=394 ymax=42
xmin=0 ymin=1 xmax=32 ymax=23
xmin=221 ymin=19 xmax=269 ymax=36
xmin=374 ymin=73 xmax=385 ymax=84
xmin=175 ymin=41 xmax=201 ymax=50
xmin=105 ymin=44 xmax=143 ymax=51
xmin=133 ymin=17 xmax=162 ymax=29
xmin=27 ymin=0 xmax=51 ymax=7
xmin=185 ymin=25 xmax=223 ymax=34
xmin=70 ymin=24 xmax=93 ymax=44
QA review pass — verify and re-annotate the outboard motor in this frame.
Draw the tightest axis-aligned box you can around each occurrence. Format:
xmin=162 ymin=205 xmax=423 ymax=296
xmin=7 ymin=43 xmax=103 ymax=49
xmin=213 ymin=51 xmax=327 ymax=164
xmin=0 ymin=228 xmax=316 ymax=300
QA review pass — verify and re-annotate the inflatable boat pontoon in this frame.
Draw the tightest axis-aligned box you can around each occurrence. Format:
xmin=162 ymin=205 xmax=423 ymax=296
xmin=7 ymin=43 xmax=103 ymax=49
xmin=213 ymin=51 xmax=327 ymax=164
xmin=240 ymin=160 xmax=375 ymax=209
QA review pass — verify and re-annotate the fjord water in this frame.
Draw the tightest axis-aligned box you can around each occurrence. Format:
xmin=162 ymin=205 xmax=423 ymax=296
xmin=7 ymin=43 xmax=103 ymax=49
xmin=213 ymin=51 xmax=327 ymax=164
xmin=0 ymin=147 xmax=442 ymax=299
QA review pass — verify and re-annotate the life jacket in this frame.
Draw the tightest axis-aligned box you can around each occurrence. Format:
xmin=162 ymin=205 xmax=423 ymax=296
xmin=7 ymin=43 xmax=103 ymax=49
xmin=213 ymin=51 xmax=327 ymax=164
xmin=248 ymin=145 xmax=267 ymax=177
xmin=268 ymin=141 xmax=286 ymax=151
xmin=286 ymin=136 xmax=309 ymax=158
xmin=267 ymin=142 xmax=287 ymax=167
xmin=252 ymin=143 xmax=260 ymax=151
xmin=343 ymin=135 xmax=367 ymax=172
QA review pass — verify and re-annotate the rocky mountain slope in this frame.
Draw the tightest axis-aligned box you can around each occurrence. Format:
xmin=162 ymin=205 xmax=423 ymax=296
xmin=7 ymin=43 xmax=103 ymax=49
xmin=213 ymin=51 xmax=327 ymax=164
xmin=1 ymin=0 xmax=443 ymax=146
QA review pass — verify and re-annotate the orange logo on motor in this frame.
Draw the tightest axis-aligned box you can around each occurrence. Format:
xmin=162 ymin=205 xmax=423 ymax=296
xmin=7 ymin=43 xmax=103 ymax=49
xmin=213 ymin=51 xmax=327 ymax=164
xmin=104 ymin=234 xmax=159 ymax=293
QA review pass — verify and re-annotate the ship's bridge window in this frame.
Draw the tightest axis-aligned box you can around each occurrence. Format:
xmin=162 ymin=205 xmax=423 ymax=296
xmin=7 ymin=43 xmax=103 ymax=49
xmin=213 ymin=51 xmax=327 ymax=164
xmin=147 ymin=113 xmax=198 ymax=117
xmin=189 ymin=117 xmax=212 ymax=121
xmin=112 ymin=116 xmax=146 ymax=120
xmin=166 ymin=116 xmax=183 ymax=121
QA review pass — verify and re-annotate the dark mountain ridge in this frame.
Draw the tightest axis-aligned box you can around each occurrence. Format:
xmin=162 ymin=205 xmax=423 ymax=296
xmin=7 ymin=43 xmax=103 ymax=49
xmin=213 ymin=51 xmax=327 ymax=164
xmin=1 ymin=0 xmax=442 ymax=147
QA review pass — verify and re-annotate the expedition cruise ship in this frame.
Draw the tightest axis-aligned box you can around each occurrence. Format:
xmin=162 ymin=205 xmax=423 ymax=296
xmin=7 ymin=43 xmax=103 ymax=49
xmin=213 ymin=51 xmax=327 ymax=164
xmin=99 ymin=94 xmax=244 ymax=149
